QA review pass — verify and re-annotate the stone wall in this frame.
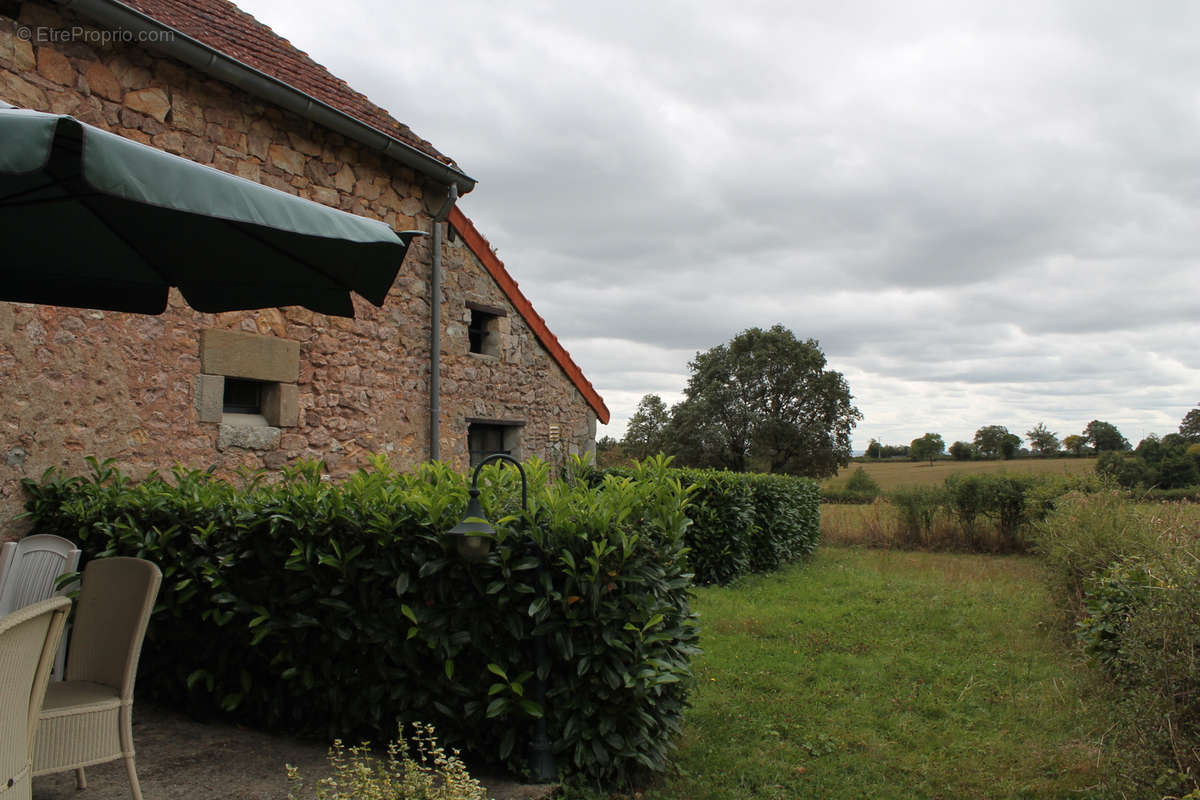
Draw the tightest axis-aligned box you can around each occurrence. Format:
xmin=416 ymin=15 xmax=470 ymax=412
xmin=0 ymin=1 xmax=598 ymax=531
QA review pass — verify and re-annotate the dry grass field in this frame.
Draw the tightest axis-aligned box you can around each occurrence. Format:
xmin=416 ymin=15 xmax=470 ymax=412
xmin=823 ymin=457 xmax=1097 ymax=491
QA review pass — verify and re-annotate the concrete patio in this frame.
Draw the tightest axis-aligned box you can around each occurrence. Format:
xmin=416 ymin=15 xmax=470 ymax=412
xmin=31 ymin=703 xmax=555 ymax=800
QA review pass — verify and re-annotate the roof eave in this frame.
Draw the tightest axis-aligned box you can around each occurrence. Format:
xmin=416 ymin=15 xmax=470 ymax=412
xmin=56 ymin=0 xmax=477 ymax=196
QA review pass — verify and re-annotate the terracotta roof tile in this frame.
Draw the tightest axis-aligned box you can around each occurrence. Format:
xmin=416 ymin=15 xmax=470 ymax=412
xmin=449 ymin=207 xmax=610 ymax=425
xmin=118 ymin=0 xmax=456 ymax=166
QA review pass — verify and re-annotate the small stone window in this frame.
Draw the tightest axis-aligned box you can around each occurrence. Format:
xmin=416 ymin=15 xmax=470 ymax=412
xmin=468 ymin=421 xmax=523 ymax=467
xmin=223 ymin=378 xmax=264 ymax=415
xmin=466 ymin=302 xmax=505 ymax=357
xmin=195 ymin=330 xmax=301 ymax=450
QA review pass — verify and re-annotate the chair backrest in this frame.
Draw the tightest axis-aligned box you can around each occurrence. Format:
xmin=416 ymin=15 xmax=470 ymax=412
xmin=0 ymin=535 xmax=82 ymax=616
xmin=65 ymin=557 xmax=161 ymax=699
xmin=0 ymin=596 xmax=70 ymax=791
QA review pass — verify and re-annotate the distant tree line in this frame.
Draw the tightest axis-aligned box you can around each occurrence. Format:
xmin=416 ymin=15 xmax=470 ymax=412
xmin=596 ymin=324 xmax=862 ymax=479
xmin=1096 ymin=408 xmax=1200 ymax=489
xmin=852 ymin=408 xmax=1200 ymax=479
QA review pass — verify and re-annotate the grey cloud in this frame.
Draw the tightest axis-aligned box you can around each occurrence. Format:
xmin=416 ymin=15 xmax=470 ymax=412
xmin=233 ymin=0 xmax=1200 ymax=446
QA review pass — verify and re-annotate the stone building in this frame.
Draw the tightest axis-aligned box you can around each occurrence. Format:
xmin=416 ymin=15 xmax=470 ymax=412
xmin=0 ymin=0 xmax=609 ymax=527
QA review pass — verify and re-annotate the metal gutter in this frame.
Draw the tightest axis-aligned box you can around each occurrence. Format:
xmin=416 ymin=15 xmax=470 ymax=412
xmin=57 ymin=0 xmax=477 ymax=196
xmin=428 ymin=185 xmax=458 ymax=461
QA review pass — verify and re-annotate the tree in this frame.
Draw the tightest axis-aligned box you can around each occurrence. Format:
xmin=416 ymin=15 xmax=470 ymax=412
xmin=974 ymin=425 xmax=1021 ymax=459
xmin=868 ymin=441 xmax=902 ymax=460
xmin=594 ymin=435 xmax=627 ymax=468
xmin=1083 ymin=420 xmax=1130 ymax=452
xmin=1025 ymin=423 xmax=1059 ymax=456
xmin=1062 ymin=434 xmax=1087 ymax=457
xmin=622 ymin=394 xmax=672 ymax=460
xmin=948 ymin=440 xmax=975 ymax=461
xmin=1180 ymin=407 xmax=1200 ymax=443
xmin=1096 ymin=451 xmax=1155 ymax=488
xmin=909 ymin=433 xmax=945 ymax=465
xmin=1134 ymin=433 xmax=1163 ymax=465
xmin=670 ymin=324 xmax=862 ymax=477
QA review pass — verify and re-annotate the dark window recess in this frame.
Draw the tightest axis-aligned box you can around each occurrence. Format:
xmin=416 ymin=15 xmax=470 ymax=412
xmin=469 ymin=423 xmax=516 ymax=467
xmin=223 ymin=378 xmax=264 ymax=414
xmin=468 ymin=309 xmax=499 ymax=356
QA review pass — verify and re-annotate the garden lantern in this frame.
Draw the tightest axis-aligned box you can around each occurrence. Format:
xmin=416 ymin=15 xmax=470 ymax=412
xmin=445 ymin=453 xmax=555 ymax=782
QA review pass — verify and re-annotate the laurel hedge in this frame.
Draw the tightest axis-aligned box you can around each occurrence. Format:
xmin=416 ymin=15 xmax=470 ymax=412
xmin=21 ymin=456 xmax=698 ymax=785
xmin=590 ymin=464 xmax=821 ymax=585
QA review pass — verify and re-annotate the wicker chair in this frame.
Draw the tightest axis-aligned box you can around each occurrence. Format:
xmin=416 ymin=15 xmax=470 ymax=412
xmin=0 ymin=534 xmax=82 ymax=680
xmin=33 ymin=557 xmax=161 ymax=800
xmin=0 ymin=535 xmax=82 ymax=614
xmin=0 ymin=596 xmax=71 ymax=800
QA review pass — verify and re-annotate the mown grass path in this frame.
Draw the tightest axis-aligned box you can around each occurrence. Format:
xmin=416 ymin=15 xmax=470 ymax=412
xmin=644 ymin=548 xmax=1112 ymax=800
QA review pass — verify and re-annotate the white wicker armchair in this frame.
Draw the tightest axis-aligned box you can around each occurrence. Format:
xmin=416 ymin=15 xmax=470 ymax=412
xmin=0 ymin=596 xmax=70 ymax=800
xmin=0 ymin=534 xmax=81 ymax=614
xmin=32 ymin=557 xmax=161 ymax=800
xmin=0 ymin=534 xmax=82 ymax=680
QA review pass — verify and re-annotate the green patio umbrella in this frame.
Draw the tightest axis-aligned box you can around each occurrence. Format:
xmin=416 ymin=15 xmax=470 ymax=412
xmin=0 ymin=102 xmax=421 ymax=317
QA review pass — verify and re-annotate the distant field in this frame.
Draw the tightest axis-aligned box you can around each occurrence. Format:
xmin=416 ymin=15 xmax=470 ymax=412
xmin=823 ymin=457 xmax=1096 ymax=491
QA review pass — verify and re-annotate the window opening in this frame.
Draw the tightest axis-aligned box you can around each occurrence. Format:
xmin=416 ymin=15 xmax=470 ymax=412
xmin=468 ymin=422 xmax=521 ymax=467
xmin=468 ymin=309 xmax=500 ymax=356
xmin=223 ymin=378 xmax=264 ymax=415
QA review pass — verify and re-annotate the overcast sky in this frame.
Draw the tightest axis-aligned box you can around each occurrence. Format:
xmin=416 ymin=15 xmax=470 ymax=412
xmin=236 ymin=0 xmax=1200 ymax=451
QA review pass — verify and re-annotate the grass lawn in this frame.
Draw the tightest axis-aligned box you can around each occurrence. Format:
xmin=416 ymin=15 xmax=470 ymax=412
xmin=823 ymin=458 xmax=1097 ymax=491
xmin=642 ymin=548 xmax=1112 ymax=800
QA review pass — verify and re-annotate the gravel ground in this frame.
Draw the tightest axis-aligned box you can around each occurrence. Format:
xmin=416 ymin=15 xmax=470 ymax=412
xmin=31 ymin=704 xmax=555 ymax=800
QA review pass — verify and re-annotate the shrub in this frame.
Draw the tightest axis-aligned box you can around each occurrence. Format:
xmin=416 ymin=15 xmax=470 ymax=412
xmin=677 ymin=470 xmax=754 ymax=585
xmin=22 ymin=455 xmax=699 ymax=785
xmin=745 ymin=472 xmax=821 ymax=573
xmin=1112 ymin=551 xmax=1200 ymax=795
xmin=1040 ymin=497 xmax=1200 ymax=796
xmin=944 ymin=474 xmax=986 ymax=532
xmin=287 ymin=723 xmax=489 ymax=800
xmin=1031 ymin=490 xmax=1165 ymax=617
xmin=978 ymin=475 xmax=1042 ymax=550
xmin=1099 ymin=446 xmax=1200 ymax=491
xmin=1075 ymin=556 xmax=1156 ymax=680
xmin=586 ymin=463 xmax=820 ymax=585
xmin=1097 ymin=451 xmax=1156 ymax=489
xmin=889 ymin=486 xmax=945 ymax=547
xmin=843 ymin=467 xmax=881 ymax=496
xmin=1159 ymin=451 xmax=1200 ymax=489
xmin=1033 ymin=493 xmax=1200 ymax=794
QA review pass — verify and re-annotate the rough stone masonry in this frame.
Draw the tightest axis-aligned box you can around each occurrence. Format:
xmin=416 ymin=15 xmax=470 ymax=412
xmin=0 ymin=1 xmax=599 ymax=531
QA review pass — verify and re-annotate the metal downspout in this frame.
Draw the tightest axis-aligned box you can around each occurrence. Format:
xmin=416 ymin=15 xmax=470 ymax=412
xmin=429 ymin=185 xmax=458 ymax=461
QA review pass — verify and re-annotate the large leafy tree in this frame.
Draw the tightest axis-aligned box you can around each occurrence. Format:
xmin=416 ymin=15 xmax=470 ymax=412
xmin=948 ymin=440 xmax=976 ymax=461
xmin=622 ymin=394 xmax=672 ymax=460
xmin=1180 ymin=407 xmax=1200 ymax=443
xmin=1062 ymin=434 xmax=1088 ymax=457
xmin=1083 ymin=419 xmax=1130 ymax=452
xmin=670 ymin=324 xmax=861 ymax=477
xmin=974 ymin=425 xmax=1021 ymax=459
xmin=910 ymin=432 xmax=945 ymax=464
xmin=1026 ymin=422 xmax=1060 ymax=456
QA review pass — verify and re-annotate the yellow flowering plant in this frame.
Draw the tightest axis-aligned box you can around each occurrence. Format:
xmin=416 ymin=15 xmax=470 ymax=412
xmin=287 ymin=723 xmax=491 ymax=800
